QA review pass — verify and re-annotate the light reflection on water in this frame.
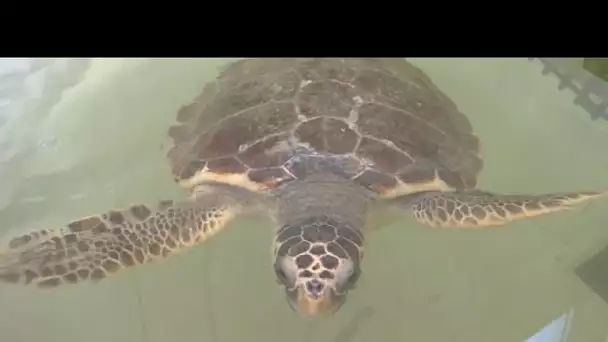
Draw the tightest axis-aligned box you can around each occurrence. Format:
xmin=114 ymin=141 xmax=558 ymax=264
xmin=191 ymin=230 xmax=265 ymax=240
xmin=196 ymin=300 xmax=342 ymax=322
xmin=0 ymin=58 xmax=607 ymax=342
xmin=0 ymin=58 xmax=90 ymax=211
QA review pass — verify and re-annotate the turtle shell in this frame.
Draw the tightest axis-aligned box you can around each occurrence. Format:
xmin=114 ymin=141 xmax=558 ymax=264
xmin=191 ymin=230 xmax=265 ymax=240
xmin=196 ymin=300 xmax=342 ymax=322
xmin=166 ymin=58 xmax=482 ymax=197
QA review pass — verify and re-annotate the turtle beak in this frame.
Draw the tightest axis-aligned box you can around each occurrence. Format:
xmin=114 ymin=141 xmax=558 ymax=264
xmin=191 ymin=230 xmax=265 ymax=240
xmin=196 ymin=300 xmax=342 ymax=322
xmin=292 ymin=284 xmax=343 ymax=316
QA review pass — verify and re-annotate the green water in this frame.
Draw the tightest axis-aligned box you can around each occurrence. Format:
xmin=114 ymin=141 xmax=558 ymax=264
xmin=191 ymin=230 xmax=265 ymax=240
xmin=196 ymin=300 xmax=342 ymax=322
xmin=0 ymin=58 xmax=607 ymax=342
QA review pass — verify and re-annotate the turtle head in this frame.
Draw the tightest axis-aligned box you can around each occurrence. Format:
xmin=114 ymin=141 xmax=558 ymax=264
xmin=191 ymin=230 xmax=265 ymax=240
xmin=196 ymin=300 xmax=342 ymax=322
xmin=272 ymin=216 xmax=364 ymax=316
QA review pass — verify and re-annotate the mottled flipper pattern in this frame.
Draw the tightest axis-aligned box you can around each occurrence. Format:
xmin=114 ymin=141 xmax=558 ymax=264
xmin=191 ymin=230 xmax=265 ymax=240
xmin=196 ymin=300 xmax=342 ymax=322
xmin=0 ymin=192 xmax=243 ymax=288
xmin=406 ymin=190 xmax=606 ymax=228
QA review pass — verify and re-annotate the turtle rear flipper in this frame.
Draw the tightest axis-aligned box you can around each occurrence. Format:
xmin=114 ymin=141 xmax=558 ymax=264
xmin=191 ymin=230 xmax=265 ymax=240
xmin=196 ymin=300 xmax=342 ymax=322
xmin=394 ymin=190 xmax=606 ymax=228
xmin=0 ymin=183 xmax=259 ymax=288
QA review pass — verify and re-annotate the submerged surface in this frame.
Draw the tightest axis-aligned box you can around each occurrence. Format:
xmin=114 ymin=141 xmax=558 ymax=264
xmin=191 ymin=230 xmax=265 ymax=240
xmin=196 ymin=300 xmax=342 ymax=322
xmin=0 ymin=58 xmax=607 ymax=342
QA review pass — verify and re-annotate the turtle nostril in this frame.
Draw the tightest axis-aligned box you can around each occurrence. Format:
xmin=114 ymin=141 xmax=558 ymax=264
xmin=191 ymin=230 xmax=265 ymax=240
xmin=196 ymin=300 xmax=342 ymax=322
xmin=306 ymin=279 xmax=325 ymax=298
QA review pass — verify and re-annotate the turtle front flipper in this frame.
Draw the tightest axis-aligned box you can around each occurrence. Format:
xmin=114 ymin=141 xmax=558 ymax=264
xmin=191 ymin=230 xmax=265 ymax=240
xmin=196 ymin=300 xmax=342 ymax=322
xmin=396 ymin=190 xmax=606 ymax=228
xmin=0 ymin=183 xmax=259 ymax=288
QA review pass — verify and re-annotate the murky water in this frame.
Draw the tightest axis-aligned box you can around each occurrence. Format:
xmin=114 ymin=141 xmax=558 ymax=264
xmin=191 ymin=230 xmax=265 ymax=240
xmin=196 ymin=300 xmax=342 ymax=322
xmin=0 ymin=58 xmax=607 ymax=342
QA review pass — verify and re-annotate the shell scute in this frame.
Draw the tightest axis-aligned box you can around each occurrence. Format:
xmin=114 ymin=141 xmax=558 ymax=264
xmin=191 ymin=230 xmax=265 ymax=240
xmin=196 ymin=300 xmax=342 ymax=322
xmin=294 ymin=118 xmax=359 ymax=155
xmin=352 ymin=69 xmax=417 ymax=108
xmin=193 ymin=102 xmax=298 ymax=160
xmin=357 ymin=103 xmax=445 ymax=158
xmin=238 ymin=134 xmax=292 ymax=169
xmin=352 ymin=169 xmax=398 ymax=193
xmin=206 ymin=157 xmax=247 ymax=174
xmin=179 ymin=160 xmax=206 ymax=180
xmin=355 ymin=137 xmax=413 ymax=174
xmin=248 ymin=167 xmax=295 ymax=188
xmin=296 ymin=59 xmax=356 ymax=83
xmin=298 ymin=81 xmax=359 ymax=119
xmin=322 ymin=119 xmax=359 ymax=154
xmin=167 ymin=58 xmax=483 ymax=194
xmin=284 ymin=156 xmax=360 ymax=181
xmin=223 ymin=70 xmax=300 ymax=111
xmin=352 ymin=66 xmax=474 ymax=145
xmin=436 ymin=168 xmax=466 ymax=189
xmin=398 ymin=162 xmax=440 ymax=185
xmin=293 ymin=118 xmax=323 ymax=150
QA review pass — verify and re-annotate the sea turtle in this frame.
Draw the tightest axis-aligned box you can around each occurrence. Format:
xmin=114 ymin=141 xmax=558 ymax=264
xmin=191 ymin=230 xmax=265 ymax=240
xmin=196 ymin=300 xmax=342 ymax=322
xmin=0 ymin=58 xmax=604 ymax=316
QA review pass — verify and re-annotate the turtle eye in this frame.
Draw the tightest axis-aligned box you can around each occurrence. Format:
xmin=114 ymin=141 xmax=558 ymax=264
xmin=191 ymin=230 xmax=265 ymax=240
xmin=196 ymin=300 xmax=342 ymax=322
xmin=276 ymin=270 xmax=286 ymax=284
xmin=346 ymin=269 xmax=360 ymax=289
xmin=274 ymin=265 xmax=289 ymax=285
